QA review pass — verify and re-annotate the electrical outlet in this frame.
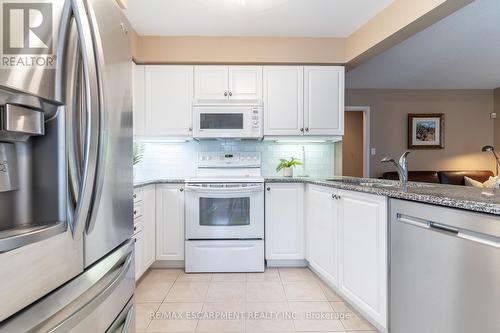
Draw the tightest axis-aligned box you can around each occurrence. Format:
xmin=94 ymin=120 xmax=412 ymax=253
xmin=371 ymin=148 xmax=377 ymax=156
xmin=491 ymin=112 xmax=497 ymax=119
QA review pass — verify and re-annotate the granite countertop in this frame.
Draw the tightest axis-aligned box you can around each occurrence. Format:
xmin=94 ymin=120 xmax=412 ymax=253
xmin=133 ymin=179 xmax=185 ymax=188
xmin=134 ymin=177 xmax=500 ymax=216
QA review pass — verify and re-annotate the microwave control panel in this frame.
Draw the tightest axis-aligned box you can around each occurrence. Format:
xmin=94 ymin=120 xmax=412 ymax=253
xmin=251 ymin=107 xmax=261 ymax=132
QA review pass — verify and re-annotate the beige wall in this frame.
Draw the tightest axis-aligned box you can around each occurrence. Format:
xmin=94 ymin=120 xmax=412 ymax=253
xmin=346 ymin=90 xmax=496 ymax=177
xmin=495 ymin=88 xmax=500 ymax=149
xmin=129 ymin=0 xmax=471 ymax=67
xmin=133 ymin=36 xmax=345 ymax=64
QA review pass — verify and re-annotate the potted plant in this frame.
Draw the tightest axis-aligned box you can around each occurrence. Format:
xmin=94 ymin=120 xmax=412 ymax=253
xmin=133 ymin=142 xmax=145 ymax=180
xmin=276 ymin=157 xmax=302 ymax=177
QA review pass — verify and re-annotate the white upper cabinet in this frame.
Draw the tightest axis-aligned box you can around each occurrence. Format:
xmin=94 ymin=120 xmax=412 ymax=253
xmin=338 ymin=190 xmax=387 ymax=329
xmin=228 ymin=66 xmax=262 ymax=101
xmin=194 ymin=66 xmax=262 ymax=102
xmin=263 ymin=66 xmax=304 ymax=136
xmin=194 ymin=66 xmax=229 ymax=101
xmin=145 ymin=65 xmax=193 ymax=136
xmin=265 ymin=183 xmax=304 ymax=261
xmin=306 ymin=184 xmax=339 ymax=286
xmin=304 ymin=66 xmax=344 ymax=135
xmin=132 ymin=63 xmax=145 ymax=136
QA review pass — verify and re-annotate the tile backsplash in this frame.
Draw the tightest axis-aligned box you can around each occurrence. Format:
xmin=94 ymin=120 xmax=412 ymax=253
xmin=134 ymin=140 xmax=336 ymax=182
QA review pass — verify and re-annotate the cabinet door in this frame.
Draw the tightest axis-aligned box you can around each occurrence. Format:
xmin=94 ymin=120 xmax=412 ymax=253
xmin=132 ymin=63 xmax=145 ymax=136
xmin=228 ymin=66 xmax=262 ymax=101
xmin=338 ymin=190 xmax=387 ymax=328
xmin=145 ymin=66 xmax=193 ymax=136
xmin=194 ymin=66 xmax=229 ymax=101
xmin=156 ymin=185 xmax=185 ymax=261
xmin=263 ymin=66 xmax=304 ymax=136
xmin=265 ymin=183 xmax=304 ymax=260
xmin=133 ymin=230 xmax=144 ymax=281
xmin=304 ymin=66 xmax=344 ymax=135
xmin=306 ymin=185 xmax=339 ymax=286
xmin=142 ymin=185 xmax=156 ymax=270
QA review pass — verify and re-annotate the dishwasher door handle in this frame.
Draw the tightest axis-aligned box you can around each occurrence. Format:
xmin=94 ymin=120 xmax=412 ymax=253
xmin=429 ymin=222 xmax=459 ymax=235
xmin=397 ymin=213 xmax=500 ymax=250
xmin=396 ymin=214 xmax=430 ymax=228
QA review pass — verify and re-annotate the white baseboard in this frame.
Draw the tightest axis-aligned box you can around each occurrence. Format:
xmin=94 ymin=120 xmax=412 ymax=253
xmin=151 ymin=260 xmax=185 ymax=269
xmin=266 ymin=259 xmax=308 ymax=267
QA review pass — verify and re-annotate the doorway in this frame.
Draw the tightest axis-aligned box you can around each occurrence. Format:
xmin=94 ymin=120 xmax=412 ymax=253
xmin=343 ymin=106 xmax=370 ymax=177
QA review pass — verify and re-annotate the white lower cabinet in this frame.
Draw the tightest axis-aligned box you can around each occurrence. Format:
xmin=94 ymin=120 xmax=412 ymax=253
xmin=305 ymin=185 xmax=387 ymax=330
xmin=133 ymin=229 xmax=144 ymax=281
xmin=265 ymin=183 xmax=305 ymax=262
xmin=156 ymin=184 xmax=185 ymax=261
xmin=142 ymin=185 xmax=156 ymax=269
xmin=338 ymin=190 xmax=387 ymax=329
xmin=133 ymin=185 xmax=156 ymax=281
xmin=306 ymin=184 xmax=339 ymax=286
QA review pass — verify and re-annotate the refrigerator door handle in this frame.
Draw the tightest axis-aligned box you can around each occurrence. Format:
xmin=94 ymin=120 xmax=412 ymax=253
xmin=69 ymin=0 xmax=101 ymax=240
xmin=85 ymin=0 xmax=107 ymax=235
xmin=105 ymin=297 xmax=134 ymax=333
xmin=0 ymin=240 xmax=134 ymax=333
xmin=51 ymin=248 xmax=133 ymax=333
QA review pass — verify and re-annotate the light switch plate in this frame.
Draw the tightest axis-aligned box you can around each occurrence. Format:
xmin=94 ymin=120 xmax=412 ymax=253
xmin=371 ymin=148 xmax=376 ymax=156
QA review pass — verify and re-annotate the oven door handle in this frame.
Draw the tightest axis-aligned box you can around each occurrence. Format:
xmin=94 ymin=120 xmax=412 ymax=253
xmin=185 ymin=184 xmax=263 ymax=193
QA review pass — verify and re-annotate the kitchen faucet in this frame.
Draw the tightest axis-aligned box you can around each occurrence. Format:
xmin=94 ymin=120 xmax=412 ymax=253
xmin=381 ymin=151 xmax=410 ymax=183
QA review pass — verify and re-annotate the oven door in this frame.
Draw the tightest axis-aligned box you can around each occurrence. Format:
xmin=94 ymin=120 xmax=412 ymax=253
xmin=192 ymin=106 xmax=262 ymax=138
xmin=185 ymin=183 xmax=264 ymax=239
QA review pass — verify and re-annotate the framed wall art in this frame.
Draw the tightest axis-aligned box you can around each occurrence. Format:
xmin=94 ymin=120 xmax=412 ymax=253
xmin=408 ymin=113 xmax=445 ymax=149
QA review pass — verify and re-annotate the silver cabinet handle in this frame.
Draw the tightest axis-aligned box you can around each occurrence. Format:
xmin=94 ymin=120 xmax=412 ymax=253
xmin=266 ymin=187 xmax=271 ymax=191
xmin=224 ymin=92 xmax=228 ymax=97
xmin=70 ymin=0 xmax=101 ymax=240
xmin=229 ymin=92 xmax=233 ymax=96
xmin=189 ymin=127 xmax=192 ymax=131
xmin=305 ymin=127 xmax=309 ymax=132
xmin=300 ymin=128 xmax=304 ymax=132
xmin=133 ymin=194 xmax=137 ymax=199
xmin=179 ymin=188 xmax=184 ymax=192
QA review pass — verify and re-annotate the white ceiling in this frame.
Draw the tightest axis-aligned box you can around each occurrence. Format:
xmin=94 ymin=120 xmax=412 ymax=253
xmin=346 ymin=0 xmax=500 ymax=89
xmin=125 ymin=0 xmax=394 ymax=37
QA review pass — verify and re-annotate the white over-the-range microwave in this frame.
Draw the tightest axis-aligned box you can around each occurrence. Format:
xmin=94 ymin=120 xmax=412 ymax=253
xmin=192 ymin=104 xmax=263 ymax=139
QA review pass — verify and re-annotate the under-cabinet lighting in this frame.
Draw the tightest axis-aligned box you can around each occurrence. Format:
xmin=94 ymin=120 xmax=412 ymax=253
xmin=134 ymin=137 xmax=190 ymax=143
xmin=274 ymin=139 xmax=327 ymax=143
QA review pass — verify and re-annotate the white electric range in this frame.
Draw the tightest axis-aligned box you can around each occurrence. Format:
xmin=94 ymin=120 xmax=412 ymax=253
xmin=185 ymin=152 xmax=265 ymax=272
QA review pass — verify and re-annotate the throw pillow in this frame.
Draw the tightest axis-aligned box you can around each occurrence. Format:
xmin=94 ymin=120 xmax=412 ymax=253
xmin=464 ymin=176 xmax=499 ymax=189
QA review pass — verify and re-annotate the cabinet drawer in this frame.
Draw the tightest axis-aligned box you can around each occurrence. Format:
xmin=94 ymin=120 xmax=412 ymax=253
xmin=133 ymin=216 xmax=144 ymax=235
xmin=185 ymin=240 xmax=264 ymax=273
xmin=133 ymin=189 xmax=143 ymax=204
xmin=133 ymin=202 xmax=143 ymax=219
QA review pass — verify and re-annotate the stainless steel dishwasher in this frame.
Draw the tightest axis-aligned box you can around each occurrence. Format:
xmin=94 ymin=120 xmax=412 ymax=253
xmin=390 ymin=199 xmax=500 ymax=333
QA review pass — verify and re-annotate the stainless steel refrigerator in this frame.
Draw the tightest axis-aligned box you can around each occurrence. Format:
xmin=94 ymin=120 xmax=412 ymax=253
xmin=0 ymin=0 xmax=134 ymax=331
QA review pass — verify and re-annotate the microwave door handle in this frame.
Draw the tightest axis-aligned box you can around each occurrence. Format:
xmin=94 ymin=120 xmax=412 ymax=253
xmin=84 ymin=0 xmax=106 ymax=235
xmin=70 ymin=0 xmax=101 ymax=240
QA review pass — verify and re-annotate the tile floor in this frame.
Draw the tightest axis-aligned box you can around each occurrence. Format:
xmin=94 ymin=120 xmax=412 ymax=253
xmin=135 ymin=267 xmax=380 ymax=333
